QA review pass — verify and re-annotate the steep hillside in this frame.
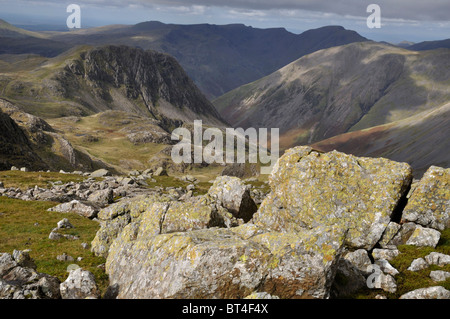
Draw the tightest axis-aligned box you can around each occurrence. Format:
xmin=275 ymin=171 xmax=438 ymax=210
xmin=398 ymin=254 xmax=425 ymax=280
xmin=0 ymin=98 xmax=110 ymax=173
xmin=214 ymin=42 xmax=450 ymax=150
xmin=46 ymin=22 xmax=368 ymax=98
xmin=0 ymin=107 xmax=45 ymax=171
xmin=311 ymin=102 xmax=450 ymax=177
xmin=0 ymin=45 xmax=225 ymax=127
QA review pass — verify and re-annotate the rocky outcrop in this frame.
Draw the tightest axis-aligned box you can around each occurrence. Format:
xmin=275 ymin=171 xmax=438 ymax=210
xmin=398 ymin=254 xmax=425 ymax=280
xmin=0 ymin=251 xmax=61 ymax=299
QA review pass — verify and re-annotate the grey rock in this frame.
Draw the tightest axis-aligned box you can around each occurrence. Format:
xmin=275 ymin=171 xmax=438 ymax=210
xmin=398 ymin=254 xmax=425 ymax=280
xmin=207 ymin=176 xmax=257 ymax=222
xmin=48 ymin=200 xmax=98 ymax=219
xmin=378 ymin=222 xmax=401 ymax=248
xmin=56 ymin=253 xmax=74 ymax=262
xmin=372 ymin=248 xmax=400 ymax=262
xmin=375 ymin=259 xmax=399 ymax=276
xmin=343 ymin=249 xmax=372 ymax=274
xmin=153 ymin=167 xmax=168 ymax=176
xmin=430 ymin=271 xmax=450 ymax=282
xmin=60 ymin=268 xmax=100 ymax=299
xmin=405 ymin=225 xmax=441 ymax=247
xmin=57 ymin=218 xmax=73 ymax=229
xmin=0 ymin=251 xmax=60 ymax=299
xmin=388 ymin=222 xmax=417 ymax=246
xmin=424 ymin=252 xmax=450 ymax=266
xmin=400 ymin=286 xmax=450 ymax=299
xmin=407 ymin=258 xmax=428 ymax=272
xmin=371 ymin=273 xmax=397 ymax=293
xmin=87 ymin=188 xmax=114 ymax=207
xmin=89 ymin=169 xmax=110 ymax=178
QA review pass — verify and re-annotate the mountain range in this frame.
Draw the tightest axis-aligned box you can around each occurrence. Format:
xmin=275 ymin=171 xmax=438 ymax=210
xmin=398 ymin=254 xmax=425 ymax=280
xmin=0 ymin=19 xmax=369 ymax=98
xmin=0 ymin=19 xmax=448 ymax=177
xmin=214 ymin=41 xmax=450 ymax=176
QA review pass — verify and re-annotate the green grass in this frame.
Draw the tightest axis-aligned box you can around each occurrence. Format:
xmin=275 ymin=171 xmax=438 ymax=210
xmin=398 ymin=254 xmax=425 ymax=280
xmin=0 ymin=197 xmax=108 ymax=295
xmin=0 ymin=170 xmax=85 ymax=190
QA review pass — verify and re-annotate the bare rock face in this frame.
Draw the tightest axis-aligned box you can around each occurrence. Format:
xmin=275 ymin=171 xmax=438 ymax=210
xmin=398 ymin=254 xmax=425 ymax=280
xmin=251 ymin=146 xmax=413 ymax=250
xmin=106 ymin=224 xmax=346 ymax=299
xmin=401 ymin=166 xmax=450 ymax=231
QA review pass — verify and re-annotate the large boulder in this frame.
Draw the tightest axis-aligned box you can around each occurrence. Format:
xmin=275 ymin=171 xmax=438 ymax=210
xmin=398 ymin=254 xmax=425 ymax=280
xmin=401 ymin=166 xmax=450 ymax=231
xmin=106 ymin=224 xmax=346 ymax=299
xmin=252 ymin=146 xmax=413 ymax=250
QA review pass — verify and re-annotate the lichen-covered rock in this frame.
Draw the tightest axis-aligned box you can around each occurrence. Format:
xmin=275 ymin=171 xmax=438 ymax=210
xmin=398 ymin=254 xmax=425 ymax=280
xmin=405 ymin=225 xmax=441 ymax=248
xmin=388 ymin=222 xmax=417 ymax=246
xmin=48 ymin=200 xmax=98 ymax=219
xmin=91 ymin=194 xmax=240 ymax=258
xmin=252 ymin=146 xmax=412 ymax=250
xmin=399 ymin=286 xmax=450 ymax=299
xmin=372 ymin=248 xmax=400 ymax=262
xmin=207 ymin=176 xmax=257 ymax=222
xmin=378 ymin=222 xmax=401 ymax=249
xmin=401 ymin=166 xmax=450 ymax=231
xmin=60 ymin=268 xmax=100 ymax=299
xmin=106 ymin=224 xmax=346 ymax=299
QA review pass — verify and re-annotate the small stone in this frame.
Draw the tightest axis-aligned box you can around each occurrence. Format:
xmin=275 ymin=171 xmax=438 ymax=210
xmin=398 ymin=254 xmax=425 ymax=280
xmin=372 ymin=248 xmax=400 ymax=262
xmin=405 ymin=225 xmax=441 ymax=247
xmin=90 ymin=169 xmax=111 ymax=178
xmin=49 ymin=231 xmax=64 ymax=240
xmin=154 ymin=167 xmax=168 ymax=176
xmin=81 ymin=243 xmax=89 ymax=250
xmin=375 ymin=259 xmax=399 ymax=276
xmin=11 ymin=166 xmax=18 ymax=171
xmin=57 ymin=253 xmax=74 ymax=262
xmin=407 ymin=258 xmax=428 ymax=272
xmin=424 ymin=252 xmax=450 ymax=266
xmin=60 ymin=268 xmax=100 ymax=299
xmin=20 ymin=167 xmax=29 ymax=172
xmin=57 ymin=218 xmax=73 ymax=229
xmin=430 ymin=270 xmax=450 ymax=282
xmin=400 ymin=286 xmax=450 ymax=299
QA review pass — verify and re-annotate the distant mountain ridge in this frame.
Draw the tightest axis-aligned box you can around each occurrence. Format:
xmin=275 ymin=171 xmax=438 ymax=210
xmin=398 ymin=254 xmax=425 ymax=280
xmin=0 ymin=20 xmax=369 ymax=98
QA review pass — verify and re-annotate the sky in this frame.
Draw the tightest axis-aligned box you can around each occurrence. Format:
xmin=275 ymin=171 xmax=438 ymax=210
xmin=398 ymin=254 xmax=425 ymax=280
xmin=1 ymin=0 xmax=449 ymax=43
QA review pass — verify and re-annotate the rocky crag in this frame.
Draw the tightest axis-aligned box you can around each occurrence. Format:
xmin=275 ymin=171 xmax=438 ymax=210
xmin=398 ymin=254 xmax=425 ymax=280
xmin=1 ymin=147 xmax=449 ymax=299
